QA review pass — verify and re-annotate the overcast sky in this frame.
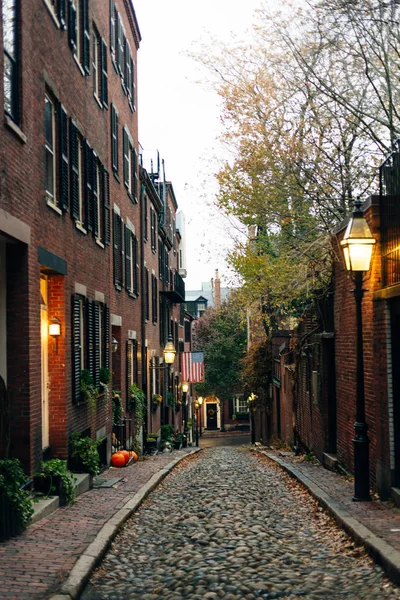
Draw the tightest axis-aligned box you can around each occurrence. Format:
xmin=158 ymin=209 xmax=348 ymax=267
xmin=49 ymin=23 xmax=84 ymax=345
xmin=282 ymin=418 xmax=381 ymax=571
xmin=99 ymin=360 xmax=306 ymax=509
xmin=134 ymin=0 xmax=265 ymax=290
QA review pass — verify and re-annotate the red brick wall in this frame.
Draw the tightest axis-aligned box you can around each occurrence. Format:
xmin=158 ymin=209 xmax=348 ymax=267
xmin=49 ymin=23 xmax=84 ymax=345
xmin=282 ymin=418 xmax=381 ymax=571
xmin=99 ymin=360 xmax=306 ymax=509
xmin=334 ymin=196 xmax=391 ymax=496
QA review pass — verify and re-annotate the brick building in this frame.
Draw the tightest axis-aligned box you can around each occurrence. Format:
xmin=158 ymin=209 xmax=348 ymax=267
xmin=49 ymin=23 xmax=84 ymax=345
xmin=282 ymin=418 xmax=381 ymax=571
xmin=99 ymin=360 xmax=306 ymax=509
xmin=0 ymin=0 xmax=187 ymax=476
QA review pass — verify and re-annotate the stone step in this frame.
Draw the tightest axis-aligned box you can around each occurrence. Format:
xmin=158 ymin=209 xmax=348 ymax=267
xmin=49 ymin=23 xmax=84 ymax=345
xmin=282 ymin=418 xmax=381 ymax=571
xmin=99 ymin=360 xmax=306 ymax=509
xmin=31 ymin=472 xmax=91 ymax=524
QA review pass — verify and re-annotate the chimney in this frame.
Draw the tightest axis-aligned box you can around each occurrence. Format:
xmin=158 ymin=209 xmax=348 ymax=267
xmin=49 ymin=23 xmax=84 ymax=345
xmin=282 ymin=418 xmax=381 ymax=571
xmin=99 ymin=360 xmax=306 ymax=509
xmin=214 ymin=269 xmax=221 ymax=307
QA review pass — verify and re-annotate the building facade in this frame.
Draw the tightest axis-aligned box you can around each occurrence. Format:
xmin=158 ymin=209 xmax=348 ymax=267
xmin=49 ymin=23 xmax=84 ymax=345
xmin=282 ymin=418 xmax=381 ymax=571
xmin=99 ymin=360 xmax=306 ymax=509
xmin=0 ymin=0 xmax=188 ymax=476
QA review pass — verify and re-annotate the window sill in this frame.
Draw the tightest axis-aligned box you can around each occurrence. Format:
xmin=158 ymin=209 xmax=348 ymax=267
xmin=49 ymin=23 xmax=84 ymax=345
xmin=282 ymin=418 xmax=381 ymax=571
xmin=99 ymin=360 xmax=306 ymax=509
xmin=73 ymin=54 xmax=86 ymax=77
xmin=46 ymin=197 xmax=63 ymax=215
xmin=75 ymin=221 xmax=87 ymax=234
xmin=128 ymin=291 xmax=138 ymax=299
xmin=42 ymin=0 xmax=61 ymax=28
xmin=114 ymin=284 xmax=122 ymax=291
xmin=96 ymin=239 xmax=105 ymax=249
xmin=93 ymin=93 xmax=103 ymax=110
xmin=4 ymin=115 xmax=27 ymax=143
xmin=113 ymin=170 xmax=120 ymax=184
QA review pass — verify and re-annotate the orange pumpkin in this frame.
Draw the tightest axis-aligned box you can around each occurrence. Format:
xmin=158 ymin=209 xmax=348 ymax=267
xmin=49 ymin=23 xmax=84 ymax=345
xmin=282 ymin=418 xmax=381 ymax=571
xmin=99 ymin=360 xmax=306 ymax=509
xmin=131 ymin=451 xmax=138 ymax=462
xmin=119 ymin=450 xmax=130 ymax=464
xmin=111 ymin=452 xmax=126 ymax=468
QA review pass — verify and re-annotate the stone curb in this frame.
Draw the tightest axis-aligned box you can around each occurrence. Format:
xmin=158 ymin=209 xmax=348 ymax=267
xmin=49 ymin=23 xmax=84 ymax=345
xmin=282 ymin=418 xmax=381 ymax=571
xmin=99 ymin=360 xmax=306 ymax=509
xmin=48 ymin=449 xmax=202 ymax=600
xmin=261 ymin=451 xmax=400 ymax=586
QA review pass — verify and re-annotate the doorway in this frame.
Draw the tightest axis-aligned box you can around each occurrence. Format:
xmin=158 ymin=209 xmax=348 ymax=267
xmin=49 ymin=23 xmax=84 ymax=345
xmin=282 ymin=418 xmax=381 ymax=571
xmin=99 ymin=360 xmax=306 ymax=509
xmin=206 ymin=403 xmax=218 ymax=430
xmin=40 ymin=276 xmax=49 ymax=450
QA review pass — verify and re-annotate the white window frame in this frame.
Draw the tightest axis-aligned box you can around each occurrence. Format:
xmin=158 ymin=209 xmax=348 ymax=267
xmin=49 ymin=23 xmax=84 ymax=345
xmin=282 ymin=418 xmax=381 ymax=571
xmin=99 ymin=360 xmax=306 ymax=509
xmin=95 ymin=160 xmax=103 ymax=243
xmin=234 ymin=395 xmax=249 ymax=414
xmin=45 ymin=94 xmax=56 ymax=205
xmin=92 ymin=27 xmax=100 ymax=102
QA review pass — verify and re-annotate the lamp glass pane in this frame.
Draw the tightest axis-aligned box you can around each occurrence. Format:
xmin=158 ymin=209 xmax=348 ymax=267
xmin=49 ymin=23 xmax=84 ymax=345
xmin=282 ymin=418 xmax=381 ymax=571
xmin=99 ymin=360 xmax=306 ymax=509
xmin=49 ymin=323 xmax=61 ymax=336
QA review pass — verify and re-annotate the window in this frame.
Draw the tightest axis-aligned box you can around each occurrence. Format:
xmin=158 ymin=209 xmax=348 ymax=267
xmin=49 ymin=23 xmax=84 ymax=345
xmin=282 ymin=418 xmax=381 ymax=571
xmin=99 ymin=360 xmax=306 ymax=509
xmin=143 ymin=193 xmax=148 ymax=242
xmin=234 ymin=395 xmax=249 ymax=414
xmin=145 ymin=267 xmax=149 ymax=321
xmin=197 ymin=302 xmax=206 ymax=317
xmin=113 ymin=211 xmax=123 ymax=288
xmin=70 ymin=120 xmax=85 ymax=227
xmin=126 ymin=339 xmax=138 ymax=407
xmin=92 ymin=25 xmax=108 ymax=108
xmin=151 ymin=207 xmax=157 ymax=252
xmin=123 ymin=127 xmax=138 ymax=202
xmin=184 ymin=320 xmax=191 ymax=344
xmin=152 ymin=274 xmax=158 ymax=324
xmin=92 ymin=26 xmax=100 ymax=101
xmin=68 ymin=0 xmax=90 ymax=74
xmin=45 ymin=95 xmax=56 ymax=203
xmin=43 ymin=0 xmax=66 ymax=28
xmin=45 ymin=93 xmax=69 ymax=211
xmin=125 ymin=226 xmax=139 ymax=296
xmin=111 ymin=103 xmax=119 ymax=175
xmin=72 ymin=295 xmax=110 ymax=402
xmin=110 ymin=1 xmax=135 ymax=112
xmin=3 ymin=0 xmax=19 ymax=122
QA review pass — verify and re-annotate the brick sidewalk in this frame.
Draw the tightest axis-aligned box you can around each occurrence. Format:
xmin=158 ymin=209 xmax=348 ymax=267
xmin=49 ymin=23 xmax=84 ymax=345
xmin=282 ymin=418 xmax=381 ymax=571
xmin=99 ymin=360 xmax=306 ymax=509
xmin=259 ymin=449 xmax=400 ymax=583
xmin=0 ymin=448 xmax=196 ymax=600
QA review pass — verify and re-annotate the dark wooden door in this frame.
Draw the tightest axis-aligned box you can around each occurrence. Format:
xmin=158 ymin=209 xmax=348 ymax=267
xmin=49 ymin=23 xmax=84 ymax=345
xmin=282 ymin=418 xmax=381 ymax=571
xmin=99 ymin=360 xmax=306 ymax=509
xmin=206 ymin=403 xmax=218 ymax=429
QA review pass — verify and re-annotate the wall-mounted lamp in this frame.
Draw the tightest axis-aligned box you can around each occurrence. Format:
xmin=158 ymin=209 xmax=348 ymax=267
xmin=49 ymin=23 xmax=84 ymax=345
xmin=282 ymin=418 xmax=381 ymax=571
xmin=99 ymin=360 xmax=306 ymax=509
xmin=112 ymin=337 xmax=119 ymax=353
xmin=182 ymin=382 xmax=189 ymax=394
xmin=49 ymin=318 xmax=61 ymax=337
xmin=49 ymin=318 xmax=61 ymax=353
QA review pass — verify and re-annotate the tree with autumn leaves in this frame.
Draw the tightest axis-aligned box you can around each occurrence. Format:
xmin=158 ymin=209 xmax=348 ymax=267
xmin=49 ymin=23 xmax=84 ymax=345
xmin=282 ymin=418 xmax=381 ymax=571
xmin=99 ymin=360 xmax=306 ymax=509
xmin=194 ymin=0 xmax=400 ymax=329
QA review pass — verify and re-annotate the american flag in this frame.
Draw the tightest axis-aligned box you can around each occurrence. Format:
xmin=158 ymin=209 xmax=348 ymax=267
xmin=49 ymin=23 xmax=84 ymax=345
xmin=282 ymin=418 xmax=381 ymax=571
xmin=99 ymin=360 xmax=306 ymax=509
xmin=181 ymin=352 xmax=205 ymax=383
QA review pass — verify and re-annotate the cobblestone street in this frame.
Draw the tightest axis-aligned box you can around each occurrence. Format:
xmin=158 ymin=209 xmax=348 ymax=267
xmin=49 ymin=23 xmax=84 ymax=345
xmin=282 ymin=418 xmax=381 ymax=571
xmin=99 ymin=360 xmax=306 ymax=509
xmin=81 ymin=448 xmax=400 ymax=600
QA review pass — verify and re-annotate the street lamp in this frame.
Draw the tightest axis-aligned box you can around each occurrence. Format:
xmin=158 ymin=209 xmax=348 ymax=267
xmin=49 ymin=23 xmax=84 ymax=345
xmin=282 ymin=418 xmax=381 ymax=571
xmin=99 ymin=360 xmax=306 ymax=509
xmin=340 ymin=198 xmax=376 ymax=501
xmin=198 ymin=397 xmax=203 ymax=437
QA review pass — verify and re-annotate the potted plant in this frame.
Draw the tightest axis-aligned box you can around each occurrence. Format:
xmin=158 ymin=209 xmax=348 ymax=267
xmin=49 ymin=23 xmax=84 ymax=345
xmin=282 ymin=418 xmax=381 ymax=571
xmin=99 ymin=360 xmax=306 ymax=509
xmin=0 ymin=459 xmax=34 ymax=541
xmin=69 ymin=433 xmax=101 ymax=476
xmin=172 ymin=432 xmax=185 ymax=450
xmin=152 ymin=393 xmax=162 ymax=410
xmin=34 ymin=459 xmax=77 ymax=506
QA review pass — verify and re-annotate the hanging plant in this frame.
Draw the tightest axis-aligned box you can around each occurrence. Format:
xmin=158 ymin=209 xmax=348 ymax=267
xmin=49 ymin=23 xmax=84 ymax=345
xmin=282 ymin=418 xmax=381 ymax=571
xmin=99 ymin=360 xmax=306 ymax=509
xmin=128 ymin=384 xmax=146 ymax=456
xmin=80 ymin=369 xmax=98 ymax=412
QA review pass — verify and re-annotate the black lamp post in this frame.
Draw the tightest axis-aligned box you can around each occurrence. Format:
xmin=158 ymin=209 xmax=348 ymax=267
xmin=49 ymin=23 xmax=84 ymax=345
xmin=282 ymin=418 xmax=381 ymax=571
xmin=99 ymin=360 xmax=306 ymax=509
xmin=340 ymin=198 xmax=376 ymax=502
xmin=198 ymin=397 xmax=203 ymax=437
xmin=194 ymin=399 xmax=199 ymax=446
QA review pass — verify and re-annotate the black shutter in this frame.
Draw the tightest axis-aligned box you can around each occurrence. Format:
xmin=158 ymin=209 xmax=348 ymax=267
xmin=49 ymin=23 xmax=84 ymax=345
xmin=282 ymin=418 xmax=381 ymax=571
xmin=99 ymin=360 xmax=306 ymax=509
xmin=111 ymin=104 xmax=118 ymax=173
xmin=93 ymin=154 xmax=99 ymax=239
xmin=131 ymin=56 xmax=136 ymax=111
xmin=68 ymin=0 xmax=77 ymax=52
xmin=124 ymin=39 xmax=131 ymax=94
xmin=104 ymin=304 xmax=110 ymax=370
xmin=70 ymin=119 xmax=80 ymax=221
xmin=101 ymin=38 xmax=108 ymax=108
xmin=123 ymin=128 xmax=129 ymax=188
xmin=113 ymin=212 xmax=118 ymax=285
xmin=110 ymin=0 xmax=115 ymax=59
xmin=86 ymin=298 xmax=94 ymax=383
xmin=57 ymin=0 xmax=66 ymax=29
xmin=159 ymin=240 xmax=163 ymax=280
xmin=94 ymin=302 xmax=101 ymax=388
xmin=143 ymin=194 xmax=148 ymax=241
xmin=116 ymin=12 xmax=123 ymax=73
xmin=84 ymin=140 xmax=93 ymax=232
xmin=135 ymin=234 xmax=139 ymax=295
xmin=132 ymin=148 xmax=138 ymax=202
xmin=102 ymin=166 xmax=111 ymax=245
xmin=83 ymin=0 xmax=90 ymax=74
xmin=145 ymin=268 xmax=149 ymax=321
xmin=59 ymin=103 xmax=69 ymax=212
xmin=125 ymin=226 xmax=131 ymax=292
xmin=72 ymin=295 xmax=81 ymax=403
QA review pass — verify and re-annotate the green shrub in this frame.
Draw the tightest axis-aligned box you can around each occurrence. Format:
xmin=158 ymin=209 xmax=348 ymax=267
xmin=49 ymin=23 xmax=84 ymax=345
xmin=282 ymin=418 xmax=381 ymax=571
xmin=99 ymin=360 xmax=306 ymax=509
xmin=0 ymin=459 xmax=33 ymax=531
